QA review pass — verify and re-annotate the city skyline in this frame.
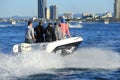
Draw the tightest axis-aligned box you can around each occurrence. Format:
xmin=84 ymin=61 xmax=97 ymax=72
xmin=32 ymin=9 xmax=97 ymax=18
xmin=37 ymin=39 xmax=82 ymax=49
xmin=0 ymin=0 xmax=114 ymax=18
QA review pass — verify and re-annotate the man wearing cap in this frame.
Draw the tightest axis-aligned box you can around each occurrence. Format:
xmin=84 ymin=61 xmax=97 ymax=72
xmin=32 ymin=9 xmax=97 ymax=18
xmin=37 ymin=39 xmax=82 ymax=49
xmin=60 ymin=18 xmax=71 ymax=39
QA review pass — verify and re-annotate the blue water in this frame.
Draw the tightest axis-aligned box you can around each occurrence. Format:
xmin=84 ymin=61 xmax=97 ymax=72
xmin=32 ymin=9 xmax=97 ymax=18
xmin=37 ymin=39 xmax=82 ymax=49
xmin=0 ymin=22 xmax=120 ymax=80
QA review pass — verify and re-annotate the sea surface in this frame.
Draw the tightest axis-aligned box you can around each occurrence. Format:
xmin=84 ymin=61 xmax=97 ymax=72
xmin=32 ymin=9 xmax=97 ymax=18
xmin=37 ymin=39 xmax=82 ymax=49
xmin=0 ymin=22 xmax=120 ymax=80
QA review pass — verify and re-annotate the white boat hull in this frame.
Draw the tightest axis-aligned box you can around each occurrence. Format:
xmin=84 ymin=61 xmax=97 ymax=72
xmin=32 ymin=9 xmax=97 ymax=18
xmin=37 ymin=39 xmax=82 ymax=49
xmin=12 ymin=37 xmax=83 ymax=56
xmin=11 ymin=21 xmax=16 ymax=25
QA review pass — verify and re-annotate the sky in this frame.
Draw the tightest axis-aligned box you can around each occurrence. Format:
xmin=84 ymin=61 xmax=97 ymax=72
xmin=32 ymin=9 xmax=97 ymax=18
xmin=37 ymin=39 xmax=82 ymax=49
xmin=0 ymin=0 xmax=114 ymax=18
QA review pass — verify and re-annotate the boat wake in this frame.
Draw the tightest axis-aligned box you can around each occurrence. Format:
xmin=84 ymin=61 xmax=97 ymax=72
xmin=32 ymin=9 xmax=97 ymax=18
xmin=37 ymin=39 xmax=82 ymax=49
xmin=0 ymin=23 xmax=26 ymax=28
xmin=64 ymin=48 xmax=120 ymax=69
xmin=0 ymin=24 xmax=12 ymax=27
xmin=0 ymin=48 xmax=120 ymax=79
xmin=69 ymin=23 xmax=83 ymax=28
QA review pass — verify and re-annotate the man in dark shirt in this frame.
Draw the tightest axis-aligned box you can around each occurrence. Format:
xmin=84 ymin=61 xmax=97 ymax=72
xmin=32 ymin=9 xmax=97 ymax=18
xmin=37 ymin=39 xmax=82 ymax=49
xmin=45 ymin=23 xmax=56 ymax=42
xmin=34 ymin=21 xmax=45 ymax=42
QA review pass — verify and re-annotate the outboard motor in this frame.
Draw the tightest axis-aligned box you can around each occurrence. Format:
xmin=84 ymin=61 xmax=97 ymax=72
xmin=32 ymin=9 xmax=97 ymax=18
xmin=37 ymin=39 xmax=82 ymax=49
xmin=13 ymin=43 xmax=31 ymax=54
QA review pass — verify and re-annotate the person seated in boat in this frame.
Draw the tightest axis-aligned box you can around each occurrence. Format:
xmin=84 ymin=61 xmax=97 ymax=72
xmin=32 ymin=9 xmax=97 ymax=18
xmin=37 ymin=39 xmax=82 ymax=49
xmin=34 ymin=21 xmax=45 ymax=42
xmin=45 ymin=23 xmax=56 ymax=42
xmin=25 ymin=21 xmax=36 ymax=43
xmin=54 ymin=22 xmax=63 ymax=40
xmin=60 ymin=18 xmax=71 ymax=39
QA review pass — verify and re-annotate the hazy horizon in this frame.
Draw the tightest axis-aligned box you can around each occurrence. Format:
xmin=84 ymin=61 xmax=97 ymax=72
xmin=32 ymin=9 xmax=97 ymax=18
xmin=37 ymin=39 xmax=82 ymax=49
xmin=0 ymin=0 xmax=114 ymax=18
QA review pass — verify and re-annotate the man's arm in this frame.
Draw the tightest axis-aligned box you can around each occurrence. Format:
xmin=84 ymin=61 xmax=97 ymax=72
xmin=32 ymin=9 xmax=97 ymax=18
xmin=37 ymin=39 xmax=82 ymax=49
xmin=31 ymin=28 xmax=36 ymax=42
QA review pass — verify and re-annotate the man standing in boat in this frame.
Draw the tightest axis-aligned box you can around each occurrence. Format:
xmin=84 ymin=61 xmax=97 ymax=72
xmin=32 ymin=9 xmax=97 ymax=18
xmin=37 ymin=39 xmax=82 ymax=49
xmin=45 ymin=23 xmax=56 ymax=42
xmin=60 ymin=18 xmax=71 ymax=38
xmin=25 ymin=21 xmax=36 ymax=43
xmin=54 ymin=22 xmax=63 ymax=40
xmin=34 ymin=21 xmax=45 ymax=42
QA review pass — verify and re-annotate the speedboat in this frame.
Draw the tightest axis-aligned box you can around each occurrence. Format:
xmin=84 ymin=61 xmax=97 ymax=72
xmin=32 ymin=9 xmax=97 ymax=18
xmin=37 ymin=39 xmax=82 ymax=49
xmin=104 ymin=19 xmax=109 ymax=24
xmin=12 ymin=37 xmax=83 ymax=56
xmin=69 ymin=22 xmax=83 ymax=28
xmin=11 ymin=21 xmax=16 ymax=25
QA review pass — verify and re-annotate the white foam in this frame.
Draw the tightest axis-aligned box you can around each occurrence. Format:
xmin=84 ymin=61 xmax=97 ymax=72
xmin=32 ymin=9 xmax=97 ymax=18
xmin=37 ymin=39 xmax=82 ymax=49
xmin=0 ymin=51 xmax=64 ymax=78
xmin=0 ymin=24 xmax=12 ymax=27
xmin=69 ymin=24 xmax=83 ymax=28
xmin=64 ymin=48 xmax=120 ymax=69
xmin=0 ymin=48 xmax=120 ymax=78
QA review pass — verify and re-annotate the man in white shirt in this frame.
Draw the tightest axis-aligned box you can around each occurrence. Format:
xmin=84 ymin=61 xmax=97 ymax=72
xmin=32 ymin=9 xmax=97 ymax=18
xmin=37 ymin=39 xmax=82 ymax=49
xmin=25 ymin=21 xmax=36 ymax=43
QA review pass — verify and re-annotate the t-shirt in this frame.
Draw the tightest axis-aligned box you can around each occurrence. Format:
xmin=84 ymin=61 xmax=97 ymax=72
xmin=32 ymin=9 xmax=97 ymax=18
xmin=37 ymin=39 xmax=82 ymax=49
xmin=54 ymin=25 xmax=63 ymax=40
xmin=25 ymin=26 xmax=34 ymax=39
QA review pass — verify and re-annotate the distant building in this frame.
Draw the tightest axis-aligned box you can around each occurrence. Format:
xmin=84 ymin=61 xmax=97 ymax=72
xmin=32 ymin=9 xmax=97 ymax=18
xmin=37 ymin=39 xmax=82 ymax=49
xmin=114 ymin=0 xmax=120 ymax=18
xmin=101 ymin=11 xmax=112 ymax=18
xmin=92 ymin=14 xmax=99 ymax=19
xmin=82 ymin=13 xmax=93 ymax=19
xmin=50 ymin=5 xmax=58 ymax=19
xmin=29 ymin=17 xmax=37 ymax=21
xmin=46 ymin=7 xmax=50 ymax=19
xmin=38 ymin=0 xmax=47 ymax=19
xmin=63 ymin=13 xmax=73 ymax=19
